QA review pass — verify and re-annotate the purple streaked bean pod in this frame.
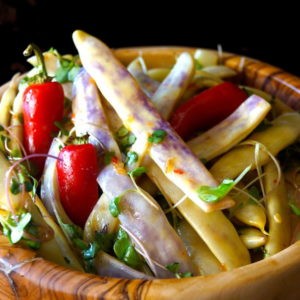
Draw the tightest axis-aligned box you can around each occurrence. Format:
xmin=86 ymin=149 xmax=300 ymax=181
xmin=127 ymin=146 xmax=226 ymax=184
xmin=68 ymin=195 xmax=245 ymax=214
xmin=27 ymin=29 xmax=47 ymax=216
xmin=72 ymin=64 xmax=195 ymax=278
xmin=72 ymin=69 xmax=121 ymax=157
xmin=72 ymin=30 xmax=234 ymax=212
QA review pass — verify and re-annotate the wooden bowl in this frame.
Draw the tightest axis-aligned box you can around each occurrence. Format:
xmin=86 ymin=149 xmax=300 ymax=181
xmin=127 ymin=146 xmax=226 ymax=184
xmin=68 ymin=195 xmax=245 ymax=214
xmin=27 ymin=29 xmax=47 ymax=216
xmin=1 ymin=47 xmax=300 ymax=300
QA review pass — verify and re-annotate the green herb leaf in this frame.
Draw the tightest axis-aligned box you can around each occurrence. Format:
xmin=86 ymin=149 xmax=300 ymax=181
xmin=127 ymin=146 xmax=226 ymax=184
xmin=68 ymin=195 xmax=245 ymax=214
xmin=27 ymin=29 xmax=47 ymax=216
xmin=82 ymin=241 xmax=100 ymax=260
xmin=197 ymin=165 xmax=251 ymax=203
xmin=104 ymin=151 xmax=115 ymax=165
xmin=148 ymin=129 xmax=167 ymax=144
xmin=289 ymin=202 xmax=300 ymax=216
xmin=166 ymin=262 xmax=193 ymax=278
xmin=126 ymin=151 xmax=138 ymax=166
xmin=0 ymin=212 xmax=32 ymax=244
xmin=24 ymin=239 xmax=41 ymax=250
xmin=113 ymin=228 xmax=142 ymax=268
xmin=116 ymin=126 xmax=129 ymax=138
xmin=109 ymin=196 xmax=121 ymax=217
xmin=128 ymin=166 xmax=147 ymax=177
xmin=194 ymin=60 xmax=203 ymax=70
xmin=120 ymin=134 xmax=136 ymax=150
xmin=10 ymin=177 xmax=21 ymax=195
xmin=197 ymin=178 xmax=235 ymax=203
xmin=73 ymin=238 xmax=88 ymax=250
xmin=166 ymin=262 xmax=180 ymax=273
xmin=68 ymin=65 xmax=81 ymax=82
xmin=94 ymin=231 xmax=115 ymax=253
xmin=61 ymin=223 xmax=83 ymax=239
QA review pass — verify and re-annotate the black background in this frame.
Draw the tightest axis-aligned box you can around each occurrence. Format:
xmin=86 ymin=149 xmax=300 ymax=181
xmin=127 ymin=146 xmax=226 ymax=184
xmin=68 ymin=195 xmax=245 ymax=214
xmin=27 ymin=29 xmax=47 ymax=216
xmin=1 ymin=0 xmax=299 ymax=83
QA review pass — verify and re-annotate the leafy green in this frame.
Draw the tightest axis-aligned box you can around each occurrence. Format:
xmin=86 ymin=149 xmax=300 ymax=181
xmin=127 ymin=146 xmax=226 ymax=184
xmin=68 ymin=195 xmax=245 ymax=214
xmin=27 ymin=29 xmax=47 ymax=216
xmin=148 ymin=129 xmax=167 ymax=144
xmin=289 ymin=202 xmax=300 ymax=216
xmin=166 ymin=262 xmax=193 ymax=278
xmin=113 ymin=228 xmax=142 ymax=269
xmin=109 ymin=196 xmax=121 ymax=217
xmin=82 ymin=241 xmax=100 ymax=260
xmin=197 ymin=179 xmax=235 ymax=203
xmin=55 ymin=55 xmax=81 ymax=83
xmin=115 ymin=126 xmax=136 ymax=152
xmin=197 ymin=165 xmax=251 ymax=203
xmin=194 ymin=60 xmax=203 ymax=70
xmin=126 ymin=151 xmax=138 ymax=166
xmin=128 ymin=166 xmax=147 ymax=177
xmin=0 ymin=212 xmax=32 ymax=244
xmin=104 ymin=151 xmax=115 ymax=165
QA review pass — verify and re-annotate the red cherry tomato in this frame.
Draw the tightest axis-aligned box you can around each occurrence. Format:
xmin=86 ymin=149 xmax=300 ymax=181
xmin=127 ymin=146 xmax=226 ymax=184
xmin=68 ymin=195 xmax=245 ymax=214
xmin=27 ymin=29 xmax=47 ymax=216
xmin=56 ymin=143 xmax=100 ymax=227
xmin=23 ymin=81 xmax=64 ymax=174
xmin=170 ymin=82 xmax=248 ymax=139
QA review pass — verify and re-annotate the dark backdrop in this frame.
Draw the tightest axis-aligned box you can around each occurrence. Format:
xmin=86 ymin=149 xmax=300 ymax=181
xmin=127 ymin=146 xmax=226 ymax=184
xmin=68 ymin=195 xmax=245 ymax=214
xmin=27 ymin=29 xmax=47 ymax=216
xmin=1 ymin=0 xmax=299 ymax=83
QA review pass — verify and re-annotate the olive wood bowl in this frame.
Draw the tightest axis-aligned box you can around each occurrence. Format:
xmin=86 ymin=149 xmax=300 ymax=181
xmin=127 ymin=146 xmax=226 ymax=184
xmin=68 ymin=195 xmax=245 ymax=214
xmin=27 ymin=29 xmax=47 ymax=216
xmin=0 ymin=47 xmax=300 ymax=300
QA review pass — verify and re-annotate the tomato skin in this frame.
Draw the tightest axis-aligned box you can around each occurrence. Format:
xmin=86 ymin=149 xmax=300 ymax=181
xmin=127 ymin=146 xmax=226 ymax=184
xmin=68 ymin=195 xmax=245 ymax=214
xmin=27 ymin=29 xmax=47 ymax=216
xmin=23 ymin=82 xmax=64 ymax=174
xmin=170 ymin=82 xmax=248 ymax=139
xmin=56 ymin=144 xmax=100 ymax=227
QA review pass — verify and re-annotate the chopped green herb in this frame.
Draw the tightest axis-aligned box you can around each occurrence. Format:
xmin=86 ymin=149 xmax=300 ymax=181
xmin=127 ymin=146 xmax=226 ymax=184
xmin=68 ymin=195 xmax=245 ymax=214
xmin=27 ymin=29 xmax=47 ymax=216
xmin=73 ymin=238 xmax=88 ymax=250
xmin=166 ymin=262 xmax=193 ymax=278
xmin=82 ymin=241 xmax=100 ymax=260
xmin=289 ymin=202 xmax=300 ymax=216
xmin=109 ymin=196 xmax=121 ymax=217
xmin=10 ymin=177 xmax=21 ymax=195
xmin=120 ymin=134 xmax=136 ymax=150
xmin=197 ymin=178 xmax=235 ymax=202
xmin=54 ymin=120 xmax=69 ymax=136
xmin=24 ymin=239 xmax=41 ymax=250
xmin=197 ymin=165 xmax=250 ymax=203
xmin=194 ymin=60 xmax=203 ymax=70
xmin=116 ymin=126 xmax=129 ymax=138
xmin=126 ymin=151 xmax=138 ymax=166
xmin=0 ymin=211 xmax=32 ymax=244
xmin=55 ymin=54 xmax=82 ymax=83
xmin=148 ymin=129 xmax=167 ymax=144
xmin=104 ymin=151 xmax=115 ymax=165
xmin=128 ymin=166 xmax=147 ymax=177
xmin=113 ymin=228 xmax=142 ymax=268
xmin=94 ymin=231 xmax=115 ymax=253
xmin=61 ymin=223 xmax=83 ymax=240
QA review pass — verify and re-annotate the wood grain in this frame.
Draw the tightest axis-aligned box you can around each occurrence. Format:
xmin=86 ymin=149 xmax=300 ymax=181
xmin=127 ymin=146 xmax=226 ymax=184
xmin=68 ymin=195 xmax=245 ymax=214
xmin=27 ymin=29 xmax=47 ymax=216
xmin=1 ymin=47 xmax=300 ymax=299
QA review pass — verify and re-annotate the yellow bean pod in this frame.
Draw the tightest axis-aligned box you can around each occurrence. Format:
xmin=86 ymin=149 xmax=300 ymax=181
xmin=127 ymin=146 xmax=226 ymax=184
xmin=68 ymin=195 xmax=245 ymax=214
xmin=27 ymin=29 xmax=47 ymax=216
xmin=232 ymin=199 xmax=267 ymax=234
xmin=147 ymin=68 xmax=170 ymax=82
xmin=187 ymin=95 xmax=271 ymax=161
xmin=239 ymin=228 xmax=267 ymax=249
xmin=84 ymin=194 xmax=119 ymax=243
xmin=176 ymin=219 xmax=223 ymax=275
xmin=0 ymin=73 xmax=20 ymax=126
xmin=145 ymin=157 xmax=250 ymax=270
xmin=264 ymin=162 xmax=292 ymax=256
xmin=210 ymin=112 xmax=300 ymax=181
